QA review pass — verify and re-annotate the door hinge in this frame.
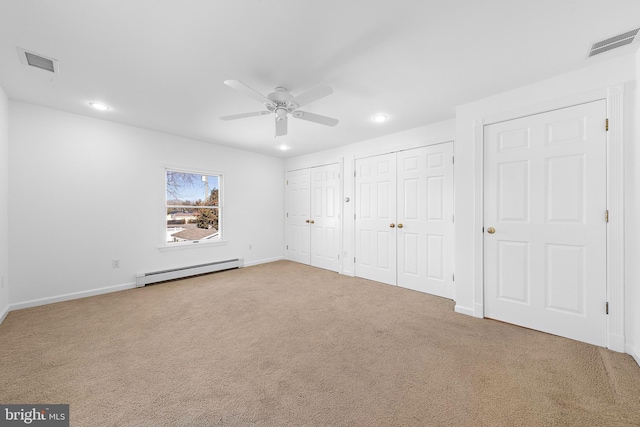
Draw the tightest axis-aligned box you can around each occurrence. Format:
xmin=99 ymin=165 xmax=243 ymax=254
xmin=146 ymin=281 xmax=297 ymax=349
xmin=286 ymin=212 xmax=289 ymax=217
xmin=606 ymin=118 xmax=609 ymax=131
xmin=452 ymin=273 xmax=455 ymax=281
xmin=354 ymin=213 xmax=356 ymax=220
xmin=354 ymin=171 xmax=357 ymax=177
xmin=606 ymin=302 xmax=609 ymax=314
xmin=338 ymin=254 xmax=340 ymax=260
xmin=286 ymin=245 xmax=289 ymax=250
xmin=452 ymin=156 xmax=455 ymax=164
xmin=286 ymin=179 xmax=288 ymax=185
xmin=606 ymin=210 xmax=609 ymax=223
xmin=354 ymin=257 xmax=356 ymax=263
xmin=452 ymin=215 xmax=455 ymax=223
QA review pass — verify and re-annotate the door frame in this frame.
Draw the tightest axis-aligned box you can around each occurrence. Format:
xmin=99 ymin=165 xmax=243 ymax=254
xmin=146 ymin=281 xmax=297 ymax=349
xmin=473 ymin=85 xmax=625 ymax=351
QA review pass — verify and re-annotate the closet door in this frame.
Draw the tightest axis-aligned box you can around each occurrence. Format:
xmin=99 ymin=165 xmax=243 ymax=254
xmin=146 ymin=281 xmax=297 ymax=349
xmin=310 ymin=164 xmax=341 ymax=272
xmin=355 ymin=153 xmax=397 ymax=285
xmin=397 ymin=144 xmax=454 ymax=298
xmin=286 ymin=169 xmax=311 ymax=264
xmin=483 ymin=101 xmax=607 ymax=346
xmin=355 ymin=143 xmax=454 ymax=298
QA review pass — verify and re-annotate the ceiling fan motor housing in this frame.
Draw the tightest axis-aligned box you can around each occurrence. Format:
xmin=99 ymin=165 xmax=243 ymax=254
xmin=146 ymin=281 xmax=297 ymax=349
xmin=268 ymin=87 xmax=293 ymax=102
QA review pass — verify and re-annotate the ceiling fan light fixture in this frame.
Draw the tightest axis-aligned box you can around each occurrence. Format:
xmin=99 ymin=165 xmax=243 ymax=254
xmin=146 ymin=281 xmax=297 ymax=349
xmin=373 ymin=114 xmax=388 ymax=123
xmin=275 ymin=108 xmax=288 ymax=120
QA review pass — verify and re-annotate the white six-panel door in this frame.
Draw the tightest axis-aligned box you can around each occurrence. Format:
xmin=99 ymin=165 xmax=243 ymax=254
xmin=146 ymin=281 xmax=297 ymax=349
xmin=286 ymin=169 xmax=311 ymax=265
xmin=286 ymin=164 xmax=341 ymax=272
xmin=397 ymin=144 xmax=454 ymax=298
xmin=355 ymin=144 xmax=454 ymax=298
xmin=310 ymin=164 xmax=341 ymax=271
xmin=483 ymin=100 xmax=607 ymax=346
xmin=355 ymin=153 xmax=397 ymax=285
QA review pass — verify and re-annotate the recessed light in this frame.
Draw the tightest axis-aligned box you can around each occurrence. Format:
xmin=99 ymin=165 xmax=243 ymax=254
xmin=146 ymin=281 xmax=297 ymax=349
xmin=373 ymin=114 xmax=388 ymax=123
xmin=89 ymin=102 xmax=110 ymax=111
xmin=277 ymin=144 xmax=290 ymax=151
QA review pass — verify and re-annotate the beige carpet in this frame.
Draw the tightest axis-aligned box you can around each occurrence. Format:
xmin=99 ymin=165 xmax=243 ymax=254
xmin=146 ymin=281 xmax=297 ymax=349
xmin=1 ymin=260 xmax=639 ymax=426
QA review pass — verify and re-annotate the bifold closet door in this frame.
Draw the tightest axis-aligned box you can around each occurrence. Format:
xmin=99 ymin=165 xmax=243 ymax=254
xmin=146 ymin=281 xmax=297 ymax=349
xmin=354 ymin=153 xmax=397 ymax=285
xmin=310 ymin=163 xmax=341 ymax=272
xmin=397 ymin=144 xmax=454 ymax=298
xmin=286 ymin=169 xmax=311 ymax=265
xmin=355 ymin=143 xmax=454 ymax=298
xmin=286 ymin=164 xmax=341 ymax=272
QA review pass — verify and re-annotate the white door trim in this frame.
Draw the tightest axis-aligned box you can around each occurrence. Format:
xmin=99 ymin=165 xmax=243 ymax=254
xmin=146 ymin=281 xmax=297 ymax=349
xmin=471 ymin=85 xmax=625 ymax=352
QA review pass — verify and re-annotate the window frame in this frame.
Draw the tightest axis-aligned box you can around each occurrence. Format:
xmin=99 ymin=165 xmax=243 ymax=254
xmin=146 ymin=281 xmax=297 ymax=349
xmin=161 ymin=166 xmax=225 ymax=249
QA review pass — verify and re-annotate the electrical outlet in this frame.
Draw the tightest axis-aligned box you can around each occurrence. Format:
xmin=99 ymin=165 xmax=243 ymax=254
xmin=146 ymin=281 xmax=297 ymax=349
xmin=112 ymin=259 xmax=120 ymax=268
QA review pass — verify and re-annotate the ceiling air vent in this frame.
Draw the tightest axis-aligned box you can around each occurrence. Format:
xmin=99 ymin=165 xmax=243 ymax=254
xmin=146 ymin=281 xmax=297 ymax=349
xmin=588 ymin=28 xmax=640 ymax=57
xmin=17 ymin=48 xmax=59 ymax=73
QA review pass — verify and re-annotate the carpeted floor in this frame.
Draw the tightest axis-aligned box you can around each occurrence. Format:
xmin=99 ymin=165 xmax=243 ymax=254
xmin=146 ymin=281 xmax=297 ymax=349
xmin=1 ymin=260 xmax=639 ymax=426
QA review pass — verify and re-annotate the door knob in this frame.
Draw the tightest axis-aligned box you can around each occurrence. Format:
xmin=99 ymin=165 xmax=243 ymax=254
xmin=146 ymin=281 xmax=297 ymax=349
xmin=487 ymin=227 xmax=496 ymax=234
xmin=390 ymin=223 xmax=395 ymax=228
xmin=310 ymin=220 xmax=315 ymax=224
xmin=305 ymin=219 xmax=310 ymax=223
xmin=397 ymin=223 xmax=404 ymax=229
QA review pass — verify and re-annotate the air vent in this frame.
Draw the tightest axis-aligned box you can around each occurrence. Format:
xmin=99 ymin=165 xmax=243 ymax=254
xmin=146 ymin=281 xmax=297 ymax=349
xmin=17 ymin=48 xmax=59 ymax=73
xmin=588 ymin=28 xmax=640 ymax=57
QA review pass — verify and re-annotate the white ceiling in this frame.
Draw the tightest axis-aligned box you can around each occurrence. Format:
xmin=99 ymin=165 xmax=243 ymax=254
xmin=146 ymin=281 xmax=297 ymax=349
xmin=0 ymin=1 xmax=639 ymax=158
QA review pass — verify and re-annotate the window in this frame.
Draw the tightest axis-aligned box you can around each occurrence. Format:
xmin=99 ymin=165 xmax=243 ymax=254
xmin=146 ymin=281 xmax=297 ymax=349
xmin=165 ymin=169 xmax=221 ymax=245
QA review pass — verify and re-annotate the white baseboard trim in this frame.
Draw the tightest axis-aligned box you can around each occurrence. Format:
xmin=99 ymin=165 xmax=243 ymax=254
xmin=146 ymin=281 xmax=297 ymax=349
xmin=0 ymin=303 xmax=9 ymax=326
xmin=3 ymin=258 xmax=286 ymax=319
xmin=243 ymin=256 xmax=285 ymax=268
xmin=626 ymin=344 xmax=640 ymax=367
xmin=454 ymin=304 xmax=475 ymax=316
xmin=9 ymin=282 xmax=137 ymax=312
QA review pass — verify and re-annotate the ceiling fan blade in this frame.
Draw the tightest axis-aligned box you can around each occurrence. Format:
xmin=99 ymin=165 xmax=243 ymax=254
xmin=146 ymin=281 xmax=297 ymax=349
xmin=290 ymin=84 xmax=333 ymax=108
xmin=224 ymin=80 xmax=272 ymax=105
xmin=293 ymin=111 xmax=339 ymax=127
xmin=275 ymin=116 xmax=288 ymax=136
xmin=220 ymin=111 xmax=271 ymax=121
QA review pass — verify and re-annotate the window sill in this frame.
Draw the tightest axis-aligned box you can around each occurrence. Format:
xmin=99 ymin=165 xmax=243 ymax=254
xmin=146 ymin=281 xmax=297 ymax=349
xmin=158 ymin=240 xmax=228 ymax=252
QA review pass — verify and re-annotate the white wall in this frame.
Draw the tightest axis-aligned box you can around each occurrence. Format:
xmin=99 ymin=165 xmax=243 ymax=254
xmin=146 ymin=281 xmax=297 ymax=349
xmin=285 ymin=119 xmax=455 ymax=276
xmin=629 ymin=50 xmax=640 ymax=364
xmin=454 ymin=53 xmax=638 ymax=358
xmin=0 ymin=86 xmax=9 ymax=322
xmin=8 ymin=102 xmax=284 ymax=307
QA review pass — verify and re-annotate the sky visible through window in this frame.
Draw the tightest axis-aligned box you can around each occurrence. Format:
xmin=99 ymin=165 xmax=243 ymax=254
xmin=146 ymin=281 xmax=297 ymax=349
xmin=166 ymin=172 xmax=219 ymax=205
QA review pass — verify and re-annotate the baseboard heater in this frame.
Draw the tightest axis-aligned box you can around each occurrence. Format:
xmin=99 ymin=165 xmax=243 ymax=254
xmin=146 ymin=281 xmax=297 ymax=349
xmin=135 ymin=258 xmax=243 ymax=287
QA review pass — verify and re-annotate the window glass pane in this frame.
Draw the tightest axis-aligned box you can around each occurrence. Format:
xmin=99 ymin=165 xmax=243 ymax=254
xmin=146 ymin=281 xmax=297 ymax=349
xmin=166 ymin=207 xmax=219 ymax=243
xmin=166 ymin=171 xmax=219 ymax=207
xmin=165 ymin=169 xmax=221 ymax=245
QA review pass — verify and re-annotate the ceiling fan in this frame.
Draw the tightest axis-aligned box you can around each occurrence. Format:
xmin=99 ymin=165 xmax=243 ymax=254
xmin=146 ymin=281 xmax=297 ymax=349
xmin=220 ymin=80 xmax=339 ymax=137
